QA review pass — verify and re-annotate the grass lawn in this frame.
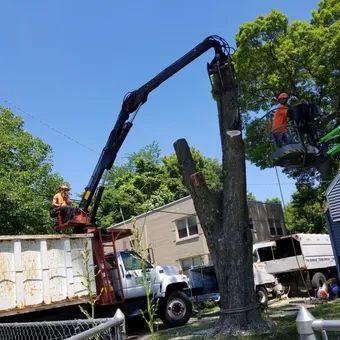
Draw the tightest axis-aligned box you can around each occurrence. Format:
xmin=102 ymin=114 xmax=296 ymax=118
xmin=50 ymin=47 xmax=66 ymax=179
xmin=155 ymin=299 xmax=340 ymax=339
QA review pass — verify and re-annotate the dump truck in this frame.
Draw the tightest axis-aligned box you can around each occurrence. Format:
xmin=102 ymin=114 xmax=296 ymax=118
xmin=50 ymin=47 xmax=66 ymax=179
xmin=0 ymin=234 xmax=94 ymax=319
xmin=253 ymin=233 xmax=337 ymax=293
xmin=0 ymin=232 xmax=192 ymax=327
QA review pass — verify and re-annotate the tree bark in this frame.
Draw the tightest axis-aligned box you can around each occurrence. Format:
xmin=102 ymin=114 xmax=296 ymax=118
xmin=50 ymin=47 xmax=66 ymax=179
xmin=174 ymin=62 xmax=271 ymax=336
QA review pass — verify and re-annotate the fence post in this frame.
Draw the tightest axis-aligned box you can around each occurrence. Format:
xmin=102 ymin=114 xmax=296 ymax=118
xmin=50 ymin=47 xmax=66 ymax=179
xmin=115 ymin=308 xmax=126 ymax=340
xmin=296 ymin=306 xmax=317 ymax=340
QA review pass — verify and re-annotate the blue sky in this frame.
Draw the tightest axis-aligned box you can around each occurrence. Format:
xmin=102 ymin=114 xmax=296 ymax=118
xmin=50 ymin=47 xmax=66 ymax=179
xmin=0 ymin=1 xmax=320 ymax=203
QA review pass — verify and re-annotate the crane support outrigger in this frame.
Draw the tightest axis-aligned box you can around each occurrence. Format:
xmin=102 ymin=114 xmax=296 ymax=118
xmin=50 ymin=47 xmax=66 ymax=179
xmin=55 ymin=35 xmax=231 ymax=230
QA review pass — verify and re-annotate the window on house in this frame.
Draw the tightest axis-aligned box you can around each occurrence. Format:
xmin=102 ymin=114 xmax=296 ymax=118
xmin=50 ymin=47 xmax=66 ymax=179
xmin=275 ymin=219 xmax=284 ymax=235
xmin=268 ymin=218 xmax=276 ymax=235
xmin=175 ymin=215 xmax=198 ymax=239
xmin=268 ymin=218 xmax=284 ymax=235
xmin=180 ymin=256 xmax=203 ymax=274
xmin=249 ymin=217 xmax=254 ymax=230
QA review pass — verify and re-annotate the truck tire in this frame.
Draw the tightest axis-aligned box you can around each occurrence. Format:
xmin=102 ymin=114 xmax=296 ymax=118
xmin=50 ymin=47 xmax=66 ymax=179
xmin=311 ymin=272 xmax=327 ymax=289
xmin=160 ymin=291 xmax=192 ymax=328
xmin=256 ymin=286 xmax=268 ymax=307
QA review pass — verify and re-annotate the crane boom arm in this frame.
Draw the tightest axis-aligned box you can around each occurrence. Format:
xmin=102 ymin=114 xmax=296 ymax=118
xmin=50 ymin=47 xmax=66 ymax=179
xmin=79 ymin=35 xmax=229 ymax=214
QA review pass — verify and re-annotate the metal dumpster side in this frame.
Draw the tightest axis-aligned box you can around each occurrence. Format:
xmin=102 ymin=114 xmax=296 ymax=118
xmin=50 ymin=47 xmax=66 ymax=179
xmin=0 ymin=234 xmax=95 ymax=317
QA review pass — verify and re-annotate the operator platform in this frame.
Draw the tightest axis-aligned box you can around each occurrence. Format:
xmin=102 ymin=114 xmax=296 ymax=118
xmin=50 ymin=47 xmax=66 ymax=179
xmin=269 ymin=102 xmax=329 ymax=168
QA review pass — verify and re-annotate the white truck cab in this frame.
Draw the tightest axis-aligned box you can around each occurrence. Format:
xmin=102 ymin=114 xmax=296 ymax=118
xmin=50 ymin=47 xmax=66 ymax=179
xmin=107 ymin=250 xmax=192 ymax=327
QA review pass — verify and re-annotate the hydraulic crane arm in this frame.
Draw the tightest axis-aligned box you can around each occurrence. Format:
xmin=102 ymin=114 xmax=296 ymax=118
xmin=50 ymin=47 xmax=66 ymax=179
xmin=79 ymin=35 xmax=230 ymax=216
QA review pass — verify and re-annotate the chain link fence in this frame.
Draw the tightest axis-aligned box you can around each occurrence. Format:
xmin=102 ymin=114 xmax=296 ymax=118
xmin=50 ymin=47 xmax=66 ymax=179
xmin=0 ymin=309 xmax=125 ymax=340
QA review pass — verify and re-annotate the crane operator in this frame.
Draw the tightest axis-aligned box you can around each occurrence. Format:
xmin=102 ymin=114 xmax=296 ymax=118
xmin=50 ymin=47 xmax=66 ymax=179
xmin=51 ymin=184 xmax=75 ymax=223
xmin=272 ymin=92 xmax=290 ymax=148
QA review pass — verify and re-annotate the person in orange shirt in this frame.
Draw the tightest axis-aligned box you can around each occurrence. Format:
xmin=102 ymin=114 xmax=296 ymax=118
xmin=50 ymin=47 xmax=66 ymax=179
xmin=51 ymin=184 xmax=74 ymax=223
xmin=272 ymin=92 xmax=290 ymax=148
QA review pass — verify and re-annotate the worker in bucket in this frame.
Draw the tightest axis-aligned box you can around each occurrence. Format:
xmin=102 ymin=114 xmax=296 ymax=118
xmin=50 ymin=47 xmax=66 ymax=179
xmin=51 ymin=183 xmax=75 ymax=223
xmin=272 ymin=92 xmax=290 ymax=148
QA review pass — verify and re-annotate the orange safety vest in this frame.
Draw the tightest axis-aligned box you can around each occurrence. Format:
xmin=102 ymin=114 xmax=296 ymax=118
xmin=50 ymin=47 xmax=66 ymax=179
xmin=52 ymin=192 xmax=71 ymax=206
xmin=272 ymin=104 xmax=288 ymax=133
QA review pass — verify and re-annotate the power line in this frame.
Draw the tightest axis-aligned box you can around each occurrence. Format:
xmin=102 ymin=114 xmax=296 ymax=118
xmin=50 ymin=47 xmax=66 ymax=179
xmin=0 ymin=97 xmax=98 ymax=154
xmin=274 ymin=166 xmax=287 ymax=209
xmin=247 ymin=182 xmax=295 ymax=186
xmin=0 ymin=97 xmax=298 ymax=192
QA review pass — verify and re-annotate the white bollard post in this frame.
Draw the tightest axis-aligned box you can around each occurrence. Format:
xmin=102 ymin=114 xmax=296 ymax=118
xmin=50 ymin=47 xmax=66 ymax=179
xmin=296 ymin=306 xmax=317 ymax=340
xmin=114 ymin=308 xmax=126 ymax=340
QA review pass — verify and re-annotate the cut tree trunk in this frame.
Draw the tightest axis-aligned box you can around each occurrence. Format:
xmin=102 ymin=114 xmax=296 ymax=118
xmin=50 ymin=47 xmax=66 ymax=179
xmin=174 ymin=61 xmax=271 ymax=336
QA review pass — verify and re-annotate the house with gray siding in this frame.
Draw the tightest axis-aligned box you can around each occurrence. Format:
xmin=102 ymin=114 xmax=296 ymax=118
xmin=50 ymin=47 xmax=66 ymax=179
xmin=110 ymin=196 xmax=285 ymax=273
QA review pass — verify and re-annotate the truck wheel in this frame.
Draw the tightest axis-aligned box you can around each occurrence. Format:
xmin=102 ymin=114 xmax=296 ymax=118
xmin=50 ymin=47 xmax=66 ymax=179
xmin=160 ymin=291 xmax=192 ymax=328
xmin=256 ymin=286 xmax=268 ymax=307
xmin=311 ymin=272 xmax=327 ymax=289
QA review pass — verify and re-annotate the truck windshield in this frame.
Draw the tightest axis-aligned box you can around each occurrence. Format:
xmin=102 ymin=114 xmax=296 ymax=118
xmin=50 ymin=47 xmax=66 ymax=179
xmin=121 ymin=251 xmax=153 ymax=271
xmin=257 ymin=238 xmax=302 ymax=261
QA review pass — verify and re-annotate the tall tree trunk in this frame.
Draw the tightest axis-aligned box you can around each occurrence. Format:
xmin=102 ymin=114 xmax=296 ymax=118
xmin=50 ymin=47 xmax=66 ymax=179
xmin=174 ymin=61 xmax=271 ymax=336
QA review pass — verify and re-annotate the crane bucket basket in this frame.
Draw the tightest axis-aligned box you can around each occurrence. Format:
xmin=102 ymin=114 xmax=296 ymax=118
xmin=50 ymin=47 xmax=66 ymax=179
xmin=255 ymin=107 xmax=324 ymax=168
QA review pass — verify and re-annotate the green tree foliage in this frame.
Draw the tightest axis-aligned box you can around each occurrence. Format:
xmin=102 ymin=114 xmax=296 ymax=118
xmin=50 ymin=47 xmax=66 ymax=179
xmin=125 ymin=141 xmax=162 ymax=170
xmin=233 ymin=0 xmax=339 ymax=173
xmin=285 ymin=184 xmax=327 ymax=233
xmin=235 ymin=0 xmax=339 ymax=114
xmin=233 ymin=0 xmax=339 ymax=233
xmin=246 ymin=192 xmax=256 ymax=201
xmin=0 ymin=108 xmax=63 ymax=234
xmin=265 ymin=197 xmax=281 ymax=204
xmin=97 ymin=143 xmax=222 ymax=227
xmin=163 ymin=148 xmax=223 ymax=194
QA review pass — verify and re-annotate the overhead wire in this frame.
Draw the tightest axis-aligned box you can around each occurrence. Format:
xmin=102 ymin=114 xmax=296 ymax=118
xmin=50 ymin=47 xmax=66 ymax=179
xmin=1 ymin=97 xmax=295 ymax=194
xmin=0 ymin=96 xmax=99 ymax=154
